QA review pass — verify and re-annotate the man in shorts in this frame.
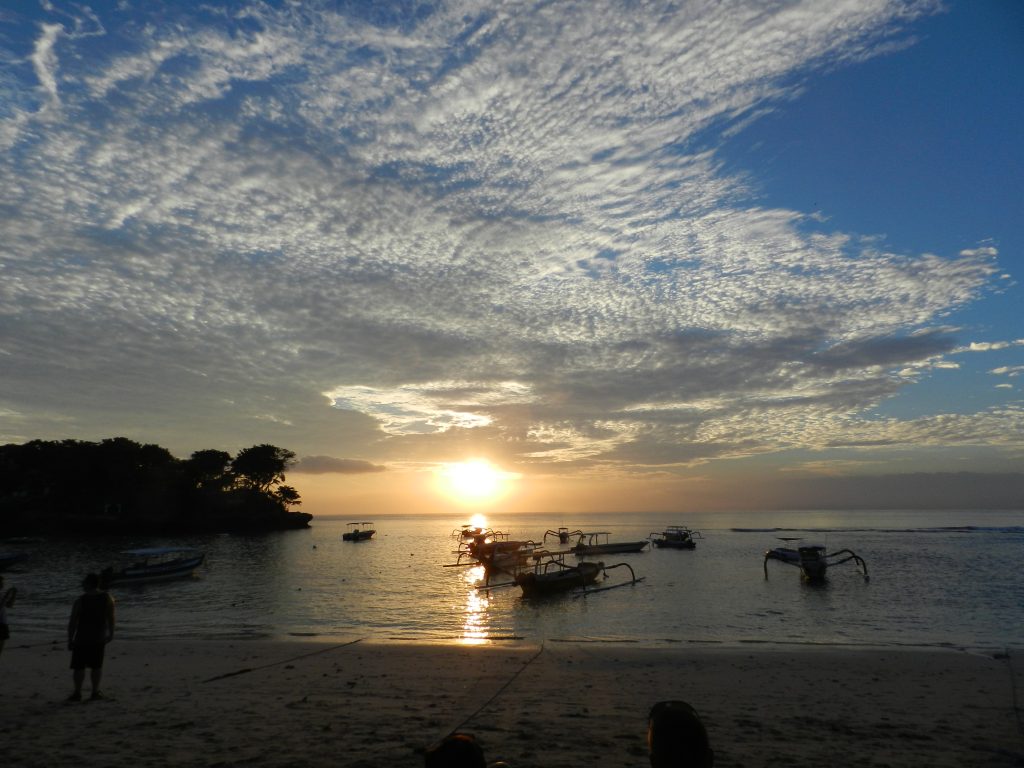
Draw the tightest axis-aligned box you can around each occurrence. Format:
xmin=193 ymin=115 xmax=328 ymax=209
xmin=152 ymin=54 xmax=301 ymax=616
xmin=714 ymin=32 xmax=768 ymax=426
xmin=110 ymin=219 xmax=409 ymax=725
xmin=67 ymin=573 xmax=115 ymax=701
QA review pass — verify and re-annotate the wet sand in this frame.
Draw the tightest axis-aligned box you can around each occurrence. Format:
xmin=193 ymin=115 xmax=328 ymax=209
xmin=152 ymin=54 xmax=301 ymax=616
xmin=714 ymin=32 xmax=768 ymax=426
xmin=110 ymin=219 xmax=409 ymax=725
xmin=0 ymin=637 xmax=1021 ymax=767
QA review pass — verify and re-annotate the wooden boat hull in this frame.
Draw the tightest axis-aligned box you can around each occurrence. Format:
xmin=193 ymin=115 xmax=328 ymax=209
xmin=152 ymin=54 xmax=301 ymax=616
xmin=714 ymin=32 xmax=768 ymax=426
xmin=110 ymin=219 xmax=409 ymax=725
xmin=652 ymin=538 xmax=696 ymax=549
xmin=765 ymin=546 xmax=828 ymax=581
xmin=515 ymin=561 xmax=603 ymax=598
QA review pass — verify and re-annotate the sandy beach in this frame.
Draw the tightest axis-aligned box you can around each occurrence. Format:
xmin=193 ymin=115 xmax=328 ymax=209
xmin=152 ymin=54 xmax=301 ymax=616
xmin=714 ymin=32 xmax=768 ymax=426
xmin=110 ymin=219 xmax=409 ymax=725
xmin=0 ymin=636 xmax=1021 ymax=767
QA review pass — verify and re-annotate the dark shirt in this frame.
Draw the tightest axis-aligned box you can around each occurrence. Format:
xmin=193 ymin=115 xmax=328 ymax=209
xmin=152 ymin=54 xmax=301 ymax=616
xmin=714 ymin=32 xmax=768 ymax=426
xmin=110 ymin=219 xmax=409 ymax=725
xmin=72 ymin=592 xmax=111 ymax=644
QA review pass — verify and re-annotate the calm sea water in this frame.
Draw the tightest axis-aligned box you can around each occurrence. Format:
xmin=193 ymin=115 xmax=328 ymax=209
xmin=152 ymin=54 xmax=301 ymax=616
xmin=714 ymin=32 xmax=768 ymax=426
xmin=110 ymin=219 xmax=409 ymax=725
xmin=3 ymin=510 xmax=1021 ymax=651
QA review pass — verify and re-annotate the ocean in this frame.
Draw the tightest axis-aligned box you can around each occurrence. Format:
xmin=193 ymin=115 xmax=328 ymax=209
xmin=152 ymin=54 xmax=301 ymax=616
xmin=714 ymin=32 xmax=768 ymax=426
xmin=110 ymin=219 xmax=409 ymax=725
xmin=3 ymin=510 xmax=1021 ymax=652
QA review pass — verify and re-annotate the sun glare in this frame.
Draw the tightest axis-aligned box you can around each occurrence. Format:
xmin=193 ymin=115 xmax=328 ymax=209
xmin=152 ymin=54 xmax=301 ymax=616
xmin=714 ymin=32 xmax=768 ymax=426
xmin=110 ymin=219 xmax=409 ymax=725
xmin=438 ymin=460 xmax=514 ymax=503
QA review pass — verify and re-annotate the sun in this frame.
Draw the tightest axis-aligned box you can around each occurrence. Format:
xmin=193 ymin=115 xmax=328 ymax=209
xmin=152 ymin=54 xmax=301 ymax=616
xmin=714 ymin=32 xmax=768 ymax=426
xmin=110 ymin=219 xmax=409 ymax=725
xmin=437 ymin=459 xmax=514 ymax=503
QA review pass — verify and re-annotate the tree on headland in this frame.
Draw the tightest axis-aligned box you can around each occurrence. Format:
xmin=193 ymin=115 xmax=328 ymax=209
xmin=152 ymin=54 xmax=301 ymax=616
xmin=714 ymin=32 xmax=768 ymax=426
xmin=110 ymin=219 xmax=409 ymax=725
xmin=274 ymin=485 xmax=302 ymax=508
xmin=183 ymin=449 xmax=233 ymax=492
xmin=0 ymin=438 xmax=310 ymax=535
xmin=230 ymin=444 xmax=296 ymax=493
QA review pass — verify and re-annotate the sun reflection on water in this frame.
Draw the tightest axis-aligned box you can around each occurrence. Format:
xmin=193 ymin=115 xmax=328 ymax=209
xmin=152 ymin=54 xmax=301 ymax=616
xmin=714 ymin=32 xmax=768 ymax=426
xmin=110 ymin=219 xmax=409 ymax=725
xmin=459 ymin=564 xmax=491 ymax=645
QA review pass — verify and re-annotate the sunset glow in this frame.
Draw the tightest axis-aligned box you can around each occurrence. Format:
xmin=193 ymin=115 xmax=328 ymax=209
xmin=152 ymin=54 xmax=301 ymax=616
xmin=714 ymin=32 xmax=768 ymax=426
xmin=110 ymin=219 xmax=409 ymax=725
xmin=437 ymin=460 xmax=513 ymax=504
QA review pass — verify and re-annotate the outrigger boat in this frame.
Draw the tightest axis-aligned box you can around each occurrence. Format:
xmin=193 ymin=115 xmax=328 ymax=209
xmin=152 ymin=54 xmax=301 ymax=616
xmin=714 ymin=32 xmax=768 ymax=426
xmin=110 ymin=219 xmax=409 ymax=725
xmin=457 ymin=528 xmax=539 ymax=577
xmin=511 ymin=550 xmax=644 ymax=599
xmin=763 ymin=542 xmax=868 ymax=583
xmin=649 ymin=525 xmax=701 ymax=550
xmin=515 ymin=552 xmax=604 ymax=598
xmin=342 ymin=522 xmax=376 ymax=541
xmin=571 ymin=531 xmax=648 ymax=556
xmin=543 ymin=526 xmax=583 ymax=544
xmin=101 ymin=547 xmax=205 ymax=585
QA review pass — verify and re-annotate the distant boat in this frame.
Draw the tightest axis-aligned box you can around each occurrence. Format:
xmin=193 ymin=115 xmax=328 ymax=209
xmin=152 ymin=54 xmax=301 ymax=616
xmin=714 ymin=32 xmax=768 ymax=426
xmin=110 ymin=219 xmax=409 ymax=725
xmin=571 ymin=531 xmax=648 ymax=556
xmin=342 ymin=522 xmax=376 ymax=541
xmin=649 ymin=525 xmax=701 ymax=550
xmin=0 ymin=551 xmax=28 ymax=571
xmin=102 ymin=547 xmax=205 ymax=585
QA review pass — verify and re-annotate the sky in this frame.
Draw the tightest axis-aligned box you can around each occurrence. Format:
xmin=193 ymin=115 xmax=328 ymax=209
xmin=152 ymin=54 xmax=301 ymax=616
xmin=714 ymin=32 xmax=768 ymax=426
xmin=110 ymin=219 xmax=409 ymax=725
xmin=1 ymin=0 xmax=1022 ymax=516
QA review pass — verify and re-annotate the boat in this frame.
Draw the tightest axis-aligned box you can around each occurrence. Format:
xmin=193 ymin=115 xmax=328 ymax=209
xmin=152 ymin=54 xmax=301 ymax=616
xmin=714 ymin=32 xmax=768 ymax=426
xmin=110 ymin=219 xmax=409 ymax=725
xmin=763 ymin=542 xmax=868 ymax=582
xmin=514 ymin=552 xmax=605 ymax=598
xmin=342 ymin=522 xmax=376 ymax=541
xmin=459 ymin=529 xmax=539 ymax=576
xmin=101 ymin=547 xmax=205 ymax=585
xmin=649 ymin=525 xmax=701 ymax=550
xmin=0 ymin=551 xmax=28 ymax=571
xmin=543 ymin=527 xmax=582 ymax=544
xmin=571 ymin=531 xmax=648 ymax=556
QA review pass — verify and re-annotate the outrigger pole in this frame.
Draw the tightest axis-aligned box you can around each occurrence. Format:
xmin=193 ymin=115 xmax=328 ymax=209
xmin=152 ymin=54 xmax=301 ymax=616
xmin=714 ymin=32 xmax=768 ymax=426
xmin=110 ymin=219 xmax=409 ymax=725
xmin=573 ymin=562 xmax=644 ymax=599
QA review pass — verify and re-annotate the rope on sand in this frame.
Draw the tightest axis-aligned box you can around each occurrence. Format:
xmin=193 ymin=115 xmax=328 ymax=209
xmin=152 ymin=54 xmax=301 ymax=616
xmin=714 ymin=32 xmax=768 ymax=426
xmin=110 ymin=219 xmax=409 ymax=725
xmin=201 ymin=637 xmax=366 ymax=683
xmin=438 ymin=642 xmax=546 ymax=740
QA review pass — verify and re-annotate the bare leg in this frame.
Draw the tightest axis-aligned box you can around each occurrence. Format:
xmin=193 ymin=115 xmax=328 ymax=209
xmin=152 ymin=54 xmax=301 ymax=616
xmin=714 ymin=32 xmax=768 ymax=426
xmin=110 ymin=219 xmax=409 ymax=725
xmin=90 ymin=667 xmax=103 ymax=697
xmin=70 ymin=668 xmax=85 ymax=699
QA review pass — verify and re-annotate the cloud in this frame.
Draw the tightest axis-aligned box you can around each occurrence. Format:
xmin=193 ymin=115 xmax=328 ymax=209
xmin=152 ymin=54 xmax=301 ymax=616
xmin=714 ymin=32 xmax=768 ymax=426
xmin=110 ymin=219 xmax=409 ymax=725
xmin=0 ymin=1 xmax=1017 ymax=474
xmin=991 ymin=366 xmax=1024 ymax=377
xmin=292 ymin=455 xmax=387 ymax=475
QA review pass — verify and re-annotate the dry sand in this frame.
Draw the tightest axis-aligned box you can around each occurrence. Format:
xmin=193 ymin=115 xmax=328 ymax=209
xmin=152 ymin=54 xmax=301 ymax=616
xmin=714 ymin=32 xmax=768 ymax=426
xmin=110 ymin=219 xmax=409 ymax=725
xmin=0 ymin=636 xmax=1021 ymax=767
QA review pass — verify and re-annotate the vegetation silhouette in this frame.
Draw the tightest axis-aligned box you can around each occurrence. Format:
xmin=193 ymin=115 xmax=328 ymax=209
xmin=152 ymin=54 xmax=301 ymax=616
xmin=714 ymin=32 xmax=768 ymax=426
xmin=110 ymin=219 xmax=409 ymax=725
xmin=0 ymin=437 xmax=311 ymax=535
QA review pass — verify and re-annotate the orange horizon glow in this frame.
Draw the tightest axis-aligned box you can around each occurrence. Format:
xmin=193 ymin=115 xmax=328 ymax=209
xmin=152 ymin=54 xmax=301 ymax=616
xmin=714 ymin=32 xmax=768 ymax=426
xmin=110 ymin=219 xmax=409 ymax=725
xmin=435 ymin=459 xmax=519 ymax=505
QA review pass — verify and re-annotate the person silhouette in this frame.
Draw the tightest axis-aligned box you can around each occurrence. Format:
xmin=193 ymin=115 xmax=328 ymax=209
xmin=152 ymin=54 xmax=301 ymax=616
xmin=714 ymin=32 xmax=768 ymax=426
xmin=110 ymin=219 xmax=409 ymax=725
xmin=647 ymin=700 xmax=714 ymax=768
xmin=0 ymin=574 xmax=16 ymax=658
xmin=67 ymin=573 xmax=116 ymax=701
xmin=424 ymin=733 xmax=510 ymax=768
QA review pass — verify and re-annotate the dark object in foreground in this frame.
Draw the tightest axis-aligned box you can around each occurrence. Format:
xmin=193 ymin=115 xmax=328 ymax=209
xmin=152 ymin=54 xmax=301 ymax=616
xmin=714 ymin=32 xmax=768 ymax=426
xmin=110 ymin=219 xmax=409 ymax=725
xmin=648 ymin=699 xmax=715 ymax=768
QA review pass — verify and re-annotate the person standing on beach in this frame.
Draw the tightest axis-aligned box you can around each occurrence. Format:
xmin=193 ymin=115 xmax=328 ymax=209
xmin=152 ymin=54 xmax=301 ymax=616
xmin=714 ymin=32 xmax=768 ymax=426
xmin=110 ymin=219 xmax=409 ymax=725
xmin=0 ymin=574 xmax=16 ymax=657
xmin=67 ymin=573 xmax=115 ymax=701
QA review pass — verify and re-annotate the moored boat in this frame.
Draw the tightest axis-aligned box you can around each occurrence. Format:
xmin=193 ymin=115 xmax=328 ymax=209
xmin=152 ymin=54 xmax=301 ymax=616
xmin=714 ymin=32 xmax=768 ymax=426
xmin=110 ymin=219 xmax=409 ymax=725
xmin=514 ymin=552 xmax=605 ymax=598
xmin=763 ymin=542 xmax=868 ymax=582
xmin=544 ymin=526 xmax=582 ymax=544
xmin=102 ymin=547 xmax=205 ymax=585
xmin=342 ymin=522 xmax=376 ymax=541
xmin=649 ymin=525 xmax=701 ymax=550
xmin=571 ymin=531 xmax=648 ymax=556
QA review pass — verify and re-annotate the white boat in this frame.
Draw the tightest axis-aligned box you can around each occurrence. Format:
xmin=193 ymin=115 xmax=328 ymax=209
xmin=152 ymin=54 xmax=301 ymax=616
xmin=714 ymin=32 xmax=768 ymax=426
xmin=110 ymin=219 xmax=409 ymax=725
xmin=342 ymin=522 xmax=376 ymax=541
xmin=571 ymin=531 xmax=648 ymax=556
xmin=102 ymin=547 xmax=205 ymax=585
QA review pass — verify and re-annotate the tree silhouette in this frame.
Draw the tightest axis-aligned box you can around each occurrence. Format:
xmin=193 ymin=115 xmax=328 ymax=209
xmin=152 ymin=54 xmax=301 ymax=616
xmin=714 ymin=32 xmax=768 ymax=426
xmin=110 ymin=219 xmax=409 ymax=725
xmin=230 ymin=444 xmax=296 ymax=493
xmin=0 ymin=438 xmax=311 ymax=534
xmin=275 ymin=484 xmax=302 ymax=508
xmin=183 ymin=449 xmax=232 ymax=491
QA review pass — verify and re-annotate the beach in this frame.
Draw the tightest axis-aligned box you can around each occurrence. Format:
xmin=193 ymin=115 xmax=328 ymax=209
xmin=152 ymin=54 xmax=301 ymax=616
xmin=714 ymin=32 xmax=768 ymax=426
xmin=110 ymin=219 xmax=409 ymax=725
xmin=0 ymin=637 xmax=1020 ymax=767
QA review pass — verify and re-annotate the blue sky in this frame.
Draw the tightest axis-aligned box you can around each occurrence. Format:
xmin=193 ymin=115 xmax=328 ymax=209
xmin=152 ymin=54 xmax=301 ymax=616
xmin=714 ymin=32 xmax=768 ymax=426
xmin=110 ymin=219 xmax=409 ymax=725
xmin=1 ymin=1 xmax=1021 ymax=512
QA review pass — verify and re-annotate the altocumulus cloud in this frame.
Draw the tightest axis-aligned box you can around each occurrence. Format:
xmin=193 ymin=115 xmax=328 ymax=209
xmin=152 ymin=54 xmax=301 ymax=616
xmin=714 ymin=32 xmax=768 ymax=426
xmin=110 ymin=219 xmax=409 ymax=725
xmin=0 ymin=1 xmax=1018 ymax=473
